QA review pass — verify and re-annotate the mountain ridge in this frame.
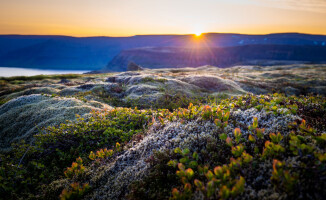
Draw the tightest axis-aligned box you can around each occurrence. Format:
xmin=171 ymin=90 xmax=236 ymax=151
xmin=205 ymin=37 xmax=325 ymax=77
xmin=1 ymin=33 xmax=326 ymax=70
xmin=106 ymin=45 xmax=326 ymax=71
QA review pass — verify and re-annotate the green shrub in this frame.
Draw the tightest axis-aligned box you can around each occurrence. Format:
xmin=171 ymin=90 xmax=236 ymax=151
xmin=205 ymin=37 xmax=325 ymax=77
xmin=59 ymin=182 xmax=90 ymax=200
xmin=1 ymin=93 xmax=326 ymax=199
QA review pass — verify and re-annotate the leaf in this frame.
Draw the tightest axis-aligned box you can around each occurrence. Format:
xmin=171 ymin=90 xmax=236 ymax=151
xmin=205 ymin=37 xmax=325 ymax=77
xmin=226 ymin=137 xmax=232 ymax=147
xmin=214 ymin=119 xmax=221 ymax=127
xmin=179 ymin=157 xmax=189 ymax=164
xmin=214 ymin=166 xmax=223 ymax=177
xmin=248 ymin=134 xmax=256 ymax=143
xmin=192 ymin=152 xmax=199 ymax=160
xmin=194 ymin=179 xmax=203 ymax=188
xmin=178 ymin=163 xmax=185 ymax=171
xmin=219 ymin=133 xmax=227 ymax=141
xmin=189 ymin=161 xmax=198 ymax=168
xmin=223 ymin=111 xmax=230 ymax=121
xmin=167 ymin=160 xmax=178 ymax=168
xmin=171 ymin=188 xmax=180 ymax=198
xmin=242 ymin=152 xmax=253 ymax=163
xmin=184 ymin=183 xmax=192 ymax=192
xmin=115 ymin=142 xmax=121 ymax=150
xmin=185 ymin=168 xmax=194 ymax=180
xmin=182 ymin=148 xmax=190 ymax=156
xmin=174 ymin=147 xmax=182 ymax=154
xmin=89 ymin=151 xmax=96 ymax=160
xmin=206 ymin=180 xmax=215 ymax=197
xmin=253 ymin=117 xmax=258 ymax=129
xmin=76 ymin=157 xmax=83 ymax=165
xmin=272 ymin=159 xmax=283 ymax=172
xmin=231 ymin=144 xmax=244 ymax=157
xmin=219 ymin=185 xmax=230 ymax=200
xmin=205 ymin=170 xmax=214 ymax=181
xmin=231 ymin=176 xmax=245 ymax=196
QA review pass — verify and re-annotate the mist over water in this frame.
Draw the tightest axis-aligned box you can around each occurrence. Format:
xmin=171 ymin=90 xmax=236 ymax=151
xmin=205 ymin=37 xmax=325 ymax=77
xmin=0 ymin=67 xmax=88 ymax=77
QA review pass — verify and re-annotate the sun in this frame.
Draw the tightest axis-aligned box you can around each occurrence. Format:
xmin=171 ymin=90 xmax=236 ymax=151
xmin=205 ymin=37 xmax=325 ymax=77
xmin=194 ymin=32 xmax=202 ymax=37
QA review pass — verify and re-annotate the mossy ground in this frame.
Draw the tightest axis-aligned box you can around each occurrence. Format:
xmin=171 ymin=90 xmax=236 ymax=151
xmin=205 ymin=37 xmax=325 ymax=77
xmin=0 ymin=93 xmax=325 ymax=200
xmin=0 ymin=65 xmax=326 ymax=200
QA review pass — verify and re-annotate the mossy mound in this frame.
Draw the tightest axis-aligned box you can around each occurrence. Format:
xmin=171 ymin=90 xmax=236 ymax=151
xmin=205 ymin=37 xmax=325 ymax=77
xmin=180 ymin=75 xmax=245 ymax=94
xmin=0 ymin=94 xmax=110 ymax=151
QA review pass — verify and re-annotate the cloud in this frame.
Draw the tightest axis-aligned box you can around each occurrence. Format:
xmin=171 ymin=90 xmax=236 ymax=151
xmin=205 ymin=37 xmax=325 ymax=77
xmin=251 ymin=0 xmax=326 ymax=13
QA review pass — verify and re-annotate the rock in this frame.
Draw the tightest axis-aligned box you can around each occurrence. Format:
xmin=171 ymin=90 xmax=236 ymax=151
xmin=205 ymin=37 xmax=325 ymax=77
xmin=308 ymin=86 xmax=326 ymax=95
xmin=58 ymin=79 xmax=70 ymax=84
xmin=106 ymin=76 xmax=116 ymax=83
xmin=283 ymin=86 xmax=301 ymax=96
xmin=127 ymin=61 xmax=144 ymax=71
xmin=77 ymin=84 xmax=96 ymax=90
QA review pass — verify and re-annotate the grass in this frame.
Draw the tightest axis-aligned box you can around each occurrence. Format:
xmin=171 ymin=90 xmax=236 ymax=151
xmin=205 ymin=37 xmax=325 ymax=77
xmin=140 ymin=77 xmax=167 ymax=84
xmin=0 ymin=74 xmax=82 ymax=82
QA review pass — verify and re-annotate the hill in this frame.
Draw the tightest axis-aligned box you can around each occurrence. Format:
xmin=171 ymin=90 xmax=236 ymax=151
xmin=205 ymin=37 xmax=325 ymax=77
xmin=106 ymin=45 xmax=326 ymax=71
xmin=1 ymin=33 xmax=326 ymax=70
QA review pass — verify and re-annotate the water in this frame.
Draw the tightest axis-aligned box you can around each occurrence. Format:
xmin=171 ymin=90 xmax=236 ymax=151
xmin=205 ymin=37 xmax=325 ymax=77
xmin=0 ymin=67 xmax=88 ymax=77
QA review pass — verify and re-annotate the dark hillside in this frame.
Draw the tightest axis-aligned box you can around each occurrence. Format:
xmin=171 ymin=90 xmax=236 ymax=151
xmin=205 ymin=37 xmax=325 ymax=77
xmin=106 ymin=45 xmax=326 ymax=71
xmin=1 ymin=33 xmax=326 ymax=70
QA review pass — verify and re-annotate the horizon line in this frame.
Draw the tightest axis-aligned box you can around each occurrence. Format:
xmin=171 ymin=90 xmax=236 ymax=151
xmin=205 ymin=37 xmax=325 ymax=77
xmin=1 ymin=32 xmax=326 ymax=38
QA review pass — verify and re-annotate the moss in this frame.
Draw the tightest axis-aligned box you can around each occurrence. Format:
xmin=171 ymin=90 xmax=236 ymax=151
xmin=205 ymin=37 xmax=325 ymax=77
xmin=152 ymin=92 xmax=206 ymax=111
xmin=0 ymin=74 xmax=82 ymax=82
xmin=127 ymin=150 xmax=179 ymax=200
xmin=1 ymin=92 xmax=326 ymax=199
xmin=0 ymin=98 xmax=8 ymax=105
xmin=0 ymin=94 xmax=107 ymax=151
xmin=139 ymin=77 xmax=155 ymax=83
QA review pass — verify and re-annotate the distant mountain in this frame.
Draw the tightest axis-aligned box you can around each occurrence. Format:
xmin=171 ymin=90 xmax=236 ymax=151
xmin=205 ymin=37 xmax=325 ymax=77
xmin=0 ymin=33 xmax=326 ymax=70
xmin=106 ymin=45 xmax=326 ymax=71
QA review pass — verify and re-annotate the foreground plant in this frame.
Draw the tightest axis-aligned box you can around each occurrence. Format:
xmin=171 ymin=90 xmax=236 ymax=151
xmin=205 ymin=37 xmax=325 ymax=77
xmin=0 ymin=93 xmax=325 ymax=199
xmin=60 ymin=182 xmax=90 ymax=200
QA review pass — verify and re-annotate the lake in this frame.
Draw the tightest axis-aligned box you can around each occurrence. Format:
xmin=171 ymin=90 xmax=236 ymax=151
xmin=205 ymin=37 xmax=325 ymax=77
xmin=0 ymin=67 xmax=89 ymax=77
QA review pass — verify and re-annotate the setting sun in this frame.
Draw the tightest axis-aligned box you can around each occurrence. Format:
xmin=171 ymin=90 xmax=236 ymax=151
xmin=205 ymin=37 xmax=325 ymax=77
xmin=194 ymin=32 xmax=202 ymax=37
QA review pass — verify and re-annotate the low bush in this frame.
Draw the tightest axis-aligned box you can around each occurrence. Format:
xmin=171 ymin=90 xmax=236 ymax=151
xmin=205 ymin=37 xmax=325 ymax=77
xmin=0 ymin=93 xmax=325 ymax=199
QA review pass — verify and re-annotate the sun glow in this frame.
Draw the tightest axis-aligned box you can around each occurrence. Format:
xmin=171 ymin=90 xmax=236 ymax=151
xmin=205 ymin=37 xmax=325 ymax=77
xmin=194 ymin=32 xmax=202 ymax=37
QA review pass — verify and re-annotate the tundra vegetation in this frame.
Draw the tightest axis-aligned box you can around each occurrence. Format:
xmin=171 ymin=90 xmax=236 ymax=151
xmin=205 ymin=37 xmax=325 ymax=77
xmin=0 ymin=65 xmax=326 ymax=200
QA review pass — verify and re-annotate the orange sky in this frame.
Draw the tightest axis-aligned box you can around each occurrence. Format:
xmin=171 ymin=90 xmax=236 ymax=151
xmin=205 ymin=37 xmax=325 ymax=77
xmin=1 ymin=0 xmax=326 ymax=36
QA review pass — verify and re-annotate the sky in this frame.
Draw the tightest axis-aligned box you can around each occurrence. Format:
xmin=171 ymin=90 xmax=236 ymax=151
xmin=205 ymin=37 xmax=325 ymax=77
xmin=0 ymin=0 xmax=326 ymax=36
